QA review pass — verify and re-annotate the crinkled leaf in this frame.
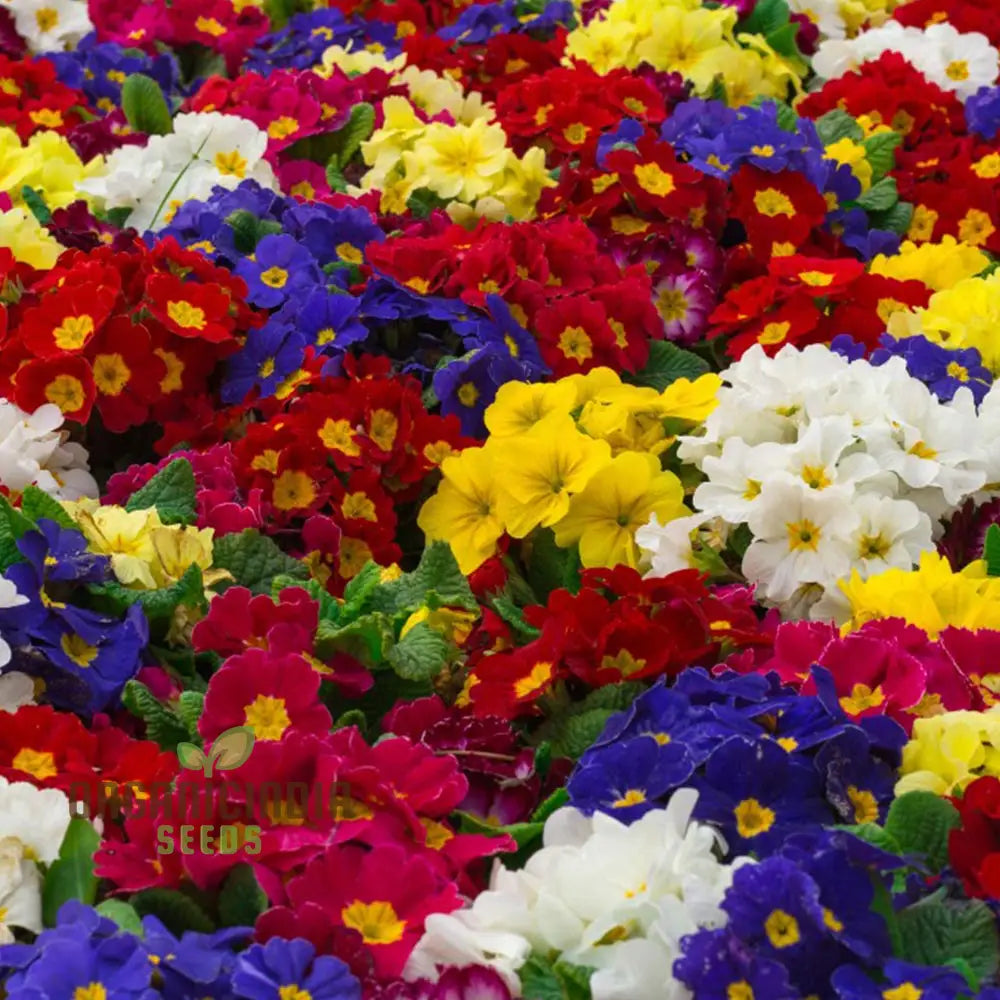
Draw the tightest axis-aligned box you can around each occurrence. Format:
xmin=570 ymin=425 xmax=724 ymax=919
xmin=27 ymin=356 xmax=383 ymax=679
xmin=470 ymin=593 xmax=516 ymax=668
xmin=815 ymin=109 xmax=864 ymax=145
xmin=121 ymin=73 xmax=173 ymax=136
xmin=518 ymin=954 xmax=593 ymax=1000
xmin=338 ymin=561 xmax=384 ymax=623
xmin=334 ymin=102 xmax=375 ymax=168
xmin=386 ymin=622 xmax=451 ymax=683
xmin=533 ymin=709 xmax=618 ymax=760
xmin=122 ymin=679 xmax=189 ymax=750
xmin=369 ymin=541 xmax=476 ymax=613
xmin=42 ymin=817 xmax=100 ymax=926
xmin=176 ymin=690 xmax=204 ymax=739
xmin=125 ymin=459 xmax=196 ymax=524
xmin=92 ymin=563 xmax=204 ymax=624
xmin=131 ymin=888 xmax=215 ymax=936
xmin=95 ymin=899 xmax=143 ymax=935
xmin=212 ymin=529 xmax=308 ymax=595
xmin=218 ymin=864 xmax=267 ymax=927
xmin=864 ymin=130 xmax=902 ymax=181
xmin=208 ymin=726 xmax=255 ymax=773
xmin=21 ymin=186 xmax=50 ymax=225
xmin=625 ymin=340 xmax=710 ymax=392
xmin=0 ymin=495 xmax=32 ymax=570
xmin=491 ymin=594 xmax=541 ymax=641
xmin=898 ymin=897 xmax=1000 ymax=982
xmin=868 ymin=200 xmax=913 ymax=235
xmin=526 ymin=528 xmax=580 ymax=602
xmin=885 ymin=790 xmax=961 ymax=871
xmin=315 ymin=612 xmax=394 ymax=667
xmin=21 ymin=486 xmax=76 ymax=529
xmin=836 ymin=822 xmax=902 ymax=856
xmin=857 ymin=176 xmax=898 ymax=212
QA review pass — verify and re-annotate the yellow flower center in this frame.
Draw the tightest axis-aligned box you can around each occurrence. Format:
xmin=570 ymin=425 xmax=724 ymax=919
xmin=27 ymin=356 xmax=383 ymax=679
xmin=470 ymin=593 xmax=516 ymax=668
xmin=244 ymin=694 xmax=290 ymax=741
xmin=340 ymin=899 xmax=407 ymax=944
xmin=12 ymin=747 xmax=56 ymax=780
xmin=764 ymin=909 xmax=800 ymax=948
xmin=786 ymin=518 xmax=821 ymax=552
xmin=734 ymin=797 xmax=775 ymax=838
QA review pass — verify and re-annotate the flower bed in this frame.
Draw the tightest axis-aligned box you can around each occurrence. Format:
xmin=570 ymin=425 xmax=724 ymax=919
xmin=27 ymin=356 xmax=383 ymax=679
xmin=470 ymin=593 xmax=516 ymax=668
xmin=0 ymin=0 xmax=998 ymax=997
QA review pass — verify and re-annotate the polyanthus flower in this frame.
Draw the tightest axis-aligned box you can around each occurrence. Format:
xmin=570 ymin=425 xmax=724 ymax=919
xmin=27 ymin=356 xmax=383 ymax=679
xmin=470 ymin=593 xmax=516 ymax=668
xmin=232 ymin=938 xmax=361 ymax=1000
xmin=897 ymin=708 xmax=1000 ymax=796
xmin=554 ymin=452 xmax=688 ymax=569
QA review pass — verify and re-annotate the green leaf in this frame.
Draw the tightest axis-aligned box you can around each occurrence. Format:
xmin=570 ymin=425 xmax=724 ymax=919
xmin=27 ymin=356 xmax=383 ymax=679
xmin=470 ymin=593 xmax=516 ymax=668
xmin=836 ymin=822 xmax=902 ymax=855
xmin=131 ymin=888 xmax=215 ymax=936
xmin=176 ymin=690 xmax=205 ymax=740
xmin=211 ymin=529 xmax=309 ymax=596
xmin=95 ymin=899 xmax=144 ymax=935
xmin=490 ymin=594 xmax=542 ymax=641
xmin=325 ymin=161 xmax=349 ymax=193
xmin=369 ymin=541 xmax=477 ymax=614
xmin=121 ymin=73 xmax=173 ymax=136
xmin=218 ymin=864 xmax=268 ymax=927
xmin=815 ymin=109 xmax=864 ymax=145
xmin=0 ymin=495 xmax=33 ymax=570
xmin=739 ymin=0 xmax=789 ymax=34
xmin=885 ymin=790 xmax=961 ymax=871
xmin=386 ymin=622 xmax=452 ymax=682
xmin=225 ymin=210 xmax=283 ymax=254
xmin=21 ymin=186 xmax=51 ymax=225
xmin=898 ymin=896 xmax=1000 ymax=982
xmin=121 ymin=680 xmax=190 ymax=750
xmin=857 ymin=176 xmax=899 ymax=212
xmin=406 ymin=187 xmax=448 ymax=219
xmin=525 ymin=528 xmax=580 ymax=602
xmin=518 ymin=954 xmax=593 ymax=1000
xmin=333 ymin=102 xmax=375 ymax=168
xmin=42 ymin=817 xmax=100 ymax=926
xmin=457 ymin=811 xmax=543 ymax=851
xmin=20 ymin=485 xmax=76 ymax=529
xmin=868 ymin=200 xmax=914 ymax=236
xmin=315 ymin=612 xmax=394 ymax=667
xmin=530 ymin=683 xmax=643 ymax=759
xmin=985 ymin=524 xmax=1000 ymax=577
xmin=864 ymin=130 xmax=902 ymax=181
xmin=532 ymin=787 xmax=569 ymax=823
xmin=625 ymin=340 xmax=710 ymax=392
xmin=338 ymin=561 xmax=384 ymax=623
xmin=91 ymin=563 xmax=205 ymax=625
xmin=125 ymin=459 xmax=196 ymax=524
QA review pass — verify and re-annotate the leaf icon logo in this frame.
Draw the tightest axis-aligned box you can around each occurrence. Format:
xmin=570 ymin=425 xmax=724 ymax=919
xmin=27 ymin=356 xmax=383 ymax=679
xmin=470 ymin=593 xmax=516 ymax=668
xmin=176 ymin=727 xmax=255 ymax=778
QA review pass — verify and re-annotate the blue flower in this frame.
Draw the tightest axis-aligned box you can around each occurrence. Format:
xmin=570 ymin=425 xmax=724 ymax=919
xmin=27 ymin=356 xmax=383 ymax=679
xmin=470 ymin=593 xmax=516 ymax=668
xmin=234 ymin=235 xmax=321 ymax=309
xmin=830 ymin=334 xmax=867 ymax=362
xmin=691 ymin=736 xmax=830 ymax=855
xmin=284 ymin=203 xmax=384 ymax=269
xmin=232 ymin=938 xmax=360 ymax=1000
xmin=0 ymin=902 xmax=153 ymax=1000
xmin=673 ymin=927 xmax=798 ymax=1000
xmin=595 ymin=119 xmax=645 ymax=169
xmin=140 ymin=916 xmax=250 ymax=1000
xmin=19 ymin=520 xmax=110 ymax=584
xmin=296 ymin=290 xmax=368 ymax=356
xmin=432 ymin=346 xmax=524 ymax=437
xmin=966 ymin=86 xmax=1000 ymax=141
xmin=815 ymin=727 xmax=897 ymax=827
xmin=222 ymin=319 xmax=306 ymax=404
xmin=871 ymin=335 xmax=992 ymax=404
xmin=455 ymin=295 xmax=547 ymax=375
xmin=567 ymin=736 xmax=694 ymax=820
xmin=832 ymin=960 xmax=971 ymax=1000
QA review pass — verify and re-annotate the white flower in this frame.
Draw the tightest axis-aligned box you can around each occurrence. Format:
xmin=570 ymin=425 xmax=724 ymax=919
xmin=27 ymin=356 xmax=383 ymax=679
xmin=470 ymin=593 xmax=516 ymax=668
xmin=0 ymin=672 xmax=35 ymax=711
xmin=812 ymin=22 xmax=998 ymax=100
xmin=786 ymin=0 xmax=846 ymax=41
xmin=636 ymin=511 xmax=716 ymax=578
xmin=77 ymin=113 xmax=278 ymax=232
xmin=0 ymin=836 xmax=42 ymax=939
xmin=7 ymin=0 xmax=92 ymax=52
xmin=0 ymin=401 xmax=98 ymax=500
xmin=743 ymin=479 xmax=858 ymax=603
xmin=0 ymin=777 xmax=73 ymax=864
xmin=404 ymin=790 xmax=747 ymax=1000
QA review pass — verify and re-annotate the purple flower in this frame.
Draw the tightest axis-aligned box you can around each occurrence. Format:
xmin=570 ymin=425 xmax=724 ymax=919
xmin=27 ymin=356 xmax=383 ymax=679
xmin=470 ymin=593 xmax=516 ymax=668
xmin=966 ymin=85 xmax=1000 ymax=141
xmin=234 ymin=234 xmax=321 ymax=309
xmin=232 ymin=938 xmax=360 ymax=1000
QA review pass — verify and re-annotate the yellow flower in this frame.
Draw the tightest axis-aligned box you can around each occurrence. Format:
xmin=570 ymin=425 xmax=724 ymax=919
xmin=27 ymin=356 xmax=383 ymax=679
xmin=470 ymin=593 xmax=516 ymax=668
xmin=148 ymin=525 xmax=227 ymax=590
xmin=897 ymin=709 xmax=1000 ymax=796
xmin=400 ymin=605 xmax=479 ymax=645
xmin=496 ymin=414 xmax=611 ymax=537
xmin=484 ymin=380 xmax=579 ymax=438
xmin=563 ymin=14 xmax=640 ymax=74
xmin=406 ymin=118 xmax=510 ymax=203
xmin=74 ymin=505 xmax=162 ymax=589
xmin=554 ymin=451 xmax=688 ymax=568
xmin=824 ymin=137 xmax=873 ymax=191
xmin=910 ymin=272 xmax=1000 ymax=374
xmin=837 ymin=551 xmax=1000 ymax=638
xmin=869 ymin=236 xmax=989 ymax=291
xmin=0 ymin=207 xmax=63 ymax=269
xmin=319 ymin=42 xmax=405 ymax=77
xmin=418 ymin=444 xmax=505 ymax=575
xmin=659 ymin=373 xmax=723 ymax=422
xmin=634 ymin=6 xmax=736 ymax=91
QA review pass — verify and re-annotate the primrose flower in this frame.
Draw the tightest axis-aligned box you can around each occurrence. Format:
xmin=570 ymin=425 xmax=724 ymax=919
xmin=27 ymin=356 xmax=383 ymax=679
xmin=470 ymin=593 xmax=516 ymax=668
xmin=897 ymin=708 xmax=1000 ymax=796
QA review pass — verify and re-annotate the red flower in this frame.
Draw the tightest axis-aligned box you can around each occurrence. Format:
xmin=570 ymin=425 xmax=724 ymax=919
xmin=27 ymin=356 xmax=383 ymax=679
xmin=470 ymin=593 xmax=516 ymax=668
xmin=284 ymin=843 xmax=462 ymax=977
xmin=534 ymin=295 xmax=619 ymax=375
xmin=145 ymin=273 xmax=236 ymax=343
xmin=14 ymin=353 xmax=97 ymax=422
xmin=949 ymin=776 xmax=1000 ymax=899
xmin=730 ymin=166 xmax=829 ymax=256
xmin=199 ymin=649 xmax=333 ymax=744
xmin=19 ymin=281 xmax=118 ymax=358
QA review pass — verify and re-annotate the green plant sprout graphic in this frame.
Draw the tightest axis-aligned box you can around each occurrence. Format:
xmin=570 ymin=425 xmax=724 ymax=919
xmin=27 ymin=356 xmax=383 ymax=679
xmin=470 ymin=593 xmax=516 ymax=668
xmin=176 ymin=726 xmax=256 ymax=778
